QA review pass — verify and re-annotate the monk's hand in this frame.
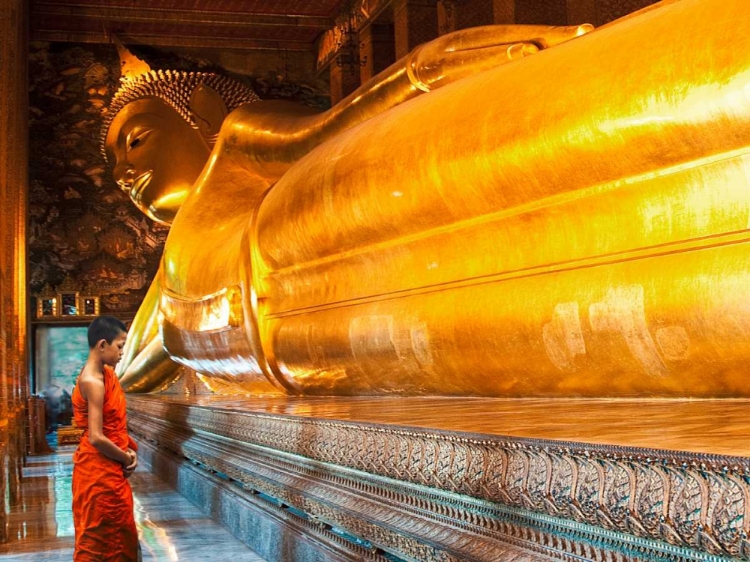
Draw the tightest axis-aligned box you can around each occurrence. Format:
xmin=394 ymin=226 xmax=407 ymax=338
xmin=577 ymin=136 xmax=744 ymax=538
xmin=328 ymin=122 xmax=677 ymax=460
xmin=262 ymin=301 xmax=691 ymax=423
xmin=405 ymin=24 xmax=593 ymax=92
xmin=123 ymin=448 xmax=138 ymax=478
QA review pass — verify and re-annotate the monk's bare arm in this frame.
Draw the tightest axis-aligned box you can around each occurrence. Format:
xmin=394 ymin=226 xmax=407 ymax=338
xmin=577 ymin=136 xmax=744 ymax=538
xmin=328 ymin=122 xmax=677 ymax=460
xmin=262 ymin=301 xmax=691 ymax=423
xmin=79 ymin=374 xmax=133 ymax=466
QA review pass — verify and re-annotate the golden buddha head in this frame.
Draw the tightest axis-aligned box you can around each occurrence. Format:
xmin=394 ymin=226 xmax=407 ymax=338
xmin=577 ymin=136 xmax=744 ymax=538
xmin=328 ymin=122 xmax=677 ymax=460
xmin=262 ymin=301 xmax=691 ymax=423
xmin=102 ymin=69 xmax=259 ymax=224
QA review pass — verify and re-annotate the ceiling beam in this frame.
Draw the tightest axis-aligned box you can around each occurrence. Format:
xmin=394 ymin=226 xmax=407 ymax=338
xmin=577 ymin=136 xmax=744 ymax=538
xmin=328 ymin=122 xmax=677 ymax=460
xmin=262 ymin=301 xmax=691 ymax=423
xmin=31 ymin=2 xmax=334 ymax=30
xmin=30 ymin=30 xmax=316 ymax=52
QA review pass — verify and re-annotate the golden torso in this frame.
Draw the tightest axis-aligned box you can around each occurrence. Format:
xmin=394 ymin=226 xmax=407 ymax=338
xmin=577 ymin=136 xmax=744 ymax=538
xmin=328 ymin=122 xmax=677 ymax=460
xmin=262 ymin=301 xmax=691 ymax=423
xmin=115 ymin=0 xmax=750 ymax=397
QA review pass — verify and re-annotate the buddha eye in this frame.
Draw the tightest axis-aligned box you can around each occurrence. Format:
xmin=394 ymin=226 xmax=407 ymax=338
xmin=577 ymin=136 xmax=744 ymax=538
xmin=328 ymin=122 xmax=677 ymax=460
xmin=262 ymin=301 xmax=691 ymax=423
xmin=126 ymin=128 xmax=151 ymax=152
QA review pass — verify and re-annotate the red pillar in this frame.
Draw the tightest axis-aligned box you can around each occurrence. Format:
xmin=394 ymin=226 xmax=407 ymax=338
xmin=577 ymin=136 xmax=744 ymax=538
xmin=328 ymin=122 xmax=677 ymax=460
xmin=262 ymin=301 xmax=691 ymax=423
xmin=393 ymin=0 xmax=439 ymax=58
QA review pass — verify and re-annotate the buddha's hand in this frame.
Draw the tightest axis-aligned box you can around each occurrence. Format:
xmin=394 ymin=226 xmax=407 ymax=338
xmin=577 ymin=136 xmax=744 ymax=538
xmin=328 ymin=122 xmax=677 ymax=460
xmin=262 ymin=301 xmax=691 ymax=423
xmin=119 ymin=336 xmax=182 ymax=393
xmin=117 ymin=274 xmax=162 ymax=378
xmin=114 ymin=289 xmax=182 ymax=393
xmin=406 ymin=24 xmax=593 ymax=92
xmin=115 ymin=271 xmax=182 ymax=392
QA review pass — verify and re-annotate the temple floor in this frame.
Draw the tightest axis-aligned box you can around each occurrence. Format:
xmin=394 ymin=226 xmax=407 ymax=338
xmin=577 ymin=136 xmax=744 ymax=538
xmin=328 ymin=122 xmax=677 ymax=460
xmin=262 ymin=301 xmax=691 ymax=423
xmin=0 ymin=441 xmax=267 ymax=561
xmin=143 ymin=394 xmax=750 ymax=457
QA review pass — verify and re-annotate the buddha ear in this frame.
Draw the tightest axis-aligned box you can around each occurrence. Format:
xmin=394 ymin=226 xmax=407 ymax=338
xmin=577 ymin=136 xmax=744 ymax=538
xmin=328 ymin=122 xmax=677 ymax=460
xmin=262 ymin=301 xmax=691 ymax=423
xmin=189 ymin=83 xmax=228 ymax=143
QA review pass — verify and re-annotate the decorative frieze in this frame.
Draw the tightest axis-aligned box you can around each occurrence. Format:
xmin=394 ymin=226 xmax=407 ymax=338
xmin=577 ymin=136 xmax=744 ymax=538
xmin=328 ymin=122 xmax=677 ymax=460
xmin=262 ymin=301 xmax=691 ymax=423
xmin=129 ymin=397 xmax=745 ymax=561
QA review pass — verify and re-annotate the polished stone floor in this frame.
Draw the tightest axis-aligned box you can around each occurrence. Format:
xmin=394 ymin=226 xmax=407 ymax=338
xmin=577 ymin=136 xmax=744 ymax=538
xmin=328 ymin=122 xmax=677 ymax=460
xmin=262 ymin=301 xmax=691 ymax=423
xmin=0 ymin=442 xmax=267 ymax=561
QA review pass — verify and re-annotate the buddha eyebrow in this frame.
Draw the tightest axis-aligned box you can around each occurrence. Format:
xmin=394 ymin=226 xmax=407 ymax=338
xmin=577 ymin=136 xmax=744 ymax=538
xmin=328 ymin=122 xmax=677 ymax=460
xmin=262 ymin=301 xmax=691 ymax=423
xmin=125 ymin=126 xmax=149 ymax=145
xmin=122 ymin=112 xmax=165 ymax=142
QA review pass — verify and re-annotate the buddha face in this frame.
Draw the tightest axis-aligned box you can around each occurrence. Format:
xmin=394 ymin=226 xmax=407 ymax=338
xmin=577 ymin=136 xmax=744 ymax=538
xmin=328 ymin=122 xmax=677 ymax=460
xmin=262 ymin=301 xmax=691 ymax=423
xmin=105 ymin=97 xmax=211 ymax=225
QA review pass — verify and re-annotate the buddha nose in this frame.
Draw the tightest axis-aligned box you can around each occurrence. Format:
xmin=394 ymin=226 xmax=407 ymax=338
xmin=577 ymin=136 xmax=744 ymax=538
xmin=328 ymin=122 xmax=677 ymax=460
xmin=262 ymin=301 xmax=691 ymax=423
xmin=114 ymin=164 xmax=136 ymax=193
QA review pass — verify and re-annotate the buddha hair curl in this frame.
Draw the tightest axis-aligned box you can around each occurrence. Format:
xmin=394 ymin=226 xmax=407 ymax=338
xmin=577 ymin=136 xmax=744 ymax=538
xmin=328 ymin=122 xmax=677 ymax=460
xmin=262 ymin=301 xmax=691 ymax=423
xmin=100 ymin=70 xmax=259 ymax=160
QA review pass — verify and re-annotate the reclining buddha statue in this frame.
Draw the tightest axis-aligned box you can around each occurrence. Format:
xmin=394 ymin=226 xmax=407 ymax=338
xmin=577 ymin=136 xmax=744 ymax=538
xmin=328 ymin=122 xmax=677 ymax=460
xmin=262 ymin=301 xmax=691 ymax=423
xmin=107 ymin=0 xmax=750 ymax=398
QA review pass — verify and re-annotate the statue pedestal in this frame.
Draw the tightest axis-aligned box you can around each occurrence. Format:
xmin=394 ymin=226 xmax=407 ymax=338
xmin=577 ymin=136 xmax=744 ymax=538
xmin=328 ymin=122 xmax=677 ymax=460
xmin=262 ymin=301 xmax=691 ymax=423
xmin=128 ymin=395 xmax=750 ymax=561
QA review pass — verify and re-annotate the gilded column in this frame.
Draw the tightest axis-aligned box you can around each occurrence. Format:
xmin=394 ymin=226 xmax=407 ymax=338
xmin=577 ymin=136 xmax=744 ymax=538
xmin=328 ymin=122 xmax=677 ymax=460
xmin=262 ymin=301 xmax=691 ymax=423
xmin=0 ymin=0 xmax=29 ymax=533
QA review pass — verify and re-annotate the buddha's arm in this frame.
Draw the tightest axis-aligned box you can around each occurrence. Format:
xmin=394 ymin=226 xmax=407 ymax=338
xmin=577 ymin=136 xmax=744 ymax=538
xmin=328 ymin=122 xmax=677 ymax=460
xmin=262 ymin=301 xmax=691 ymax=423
xmin=119 ymin=337 xmax=180 ymax=393
xmin=118 ymin=270 xmax=161 ymax=372
xmin=219 ymin=24 xmax=591 ymax=182
xmin=116 ymin=265 xmax=182 ymax=392
xmin=325 ymin=24 xmax=593 ymax=130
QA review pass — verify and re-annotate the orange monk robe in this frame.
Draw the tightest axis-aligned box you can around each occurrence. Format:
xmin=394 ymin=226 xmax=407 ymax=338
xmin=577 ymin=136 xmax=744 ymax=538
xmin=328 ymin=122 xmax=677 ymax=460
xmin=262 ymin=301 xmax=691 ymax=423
xmin=72 ymin=365 xmax=139 ymax=561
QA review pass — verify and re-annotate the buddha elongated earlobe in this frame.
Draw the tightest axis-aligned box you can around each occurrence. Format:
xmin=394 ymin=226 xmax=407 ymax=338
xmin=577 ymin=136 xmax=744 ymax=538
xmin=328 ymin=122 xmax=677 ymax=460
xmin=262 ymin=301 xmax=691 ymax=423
xmin=189 ymin=83 xmax=228 ymax=146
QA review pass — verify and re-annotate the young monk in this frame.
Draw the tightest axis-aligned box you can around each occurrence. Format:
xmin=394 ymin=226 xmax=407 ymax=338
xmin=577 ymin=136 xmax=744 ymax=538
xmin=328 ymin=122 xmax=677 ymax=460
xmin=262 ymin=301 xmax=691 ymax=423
xmin=72 ymin=316 xmax=139 ymax=561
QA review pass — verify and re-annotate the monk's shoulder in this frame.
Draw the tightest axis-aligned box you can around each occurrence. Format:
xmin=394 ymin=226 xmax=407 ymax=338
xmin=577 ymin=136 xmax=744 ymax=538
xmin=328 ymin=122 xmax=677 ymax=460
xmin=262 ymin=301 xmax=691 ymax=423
xmin=77 ymin=368 xmax=104 ymax=399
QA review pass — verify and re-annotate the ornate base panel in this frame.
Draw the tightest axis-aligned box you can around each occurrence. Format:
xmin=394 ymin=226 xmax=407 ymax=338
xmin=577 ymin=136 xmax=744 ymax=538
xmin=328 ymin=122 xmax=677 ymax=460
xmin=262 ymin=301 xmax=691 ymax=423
xmin=134 ymin=421 xmax=561 ymax=561
xmin=137 ymin=442 xmax=385 ymax=562
xmin=128 ymin=396 xmax=749 ymax=562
